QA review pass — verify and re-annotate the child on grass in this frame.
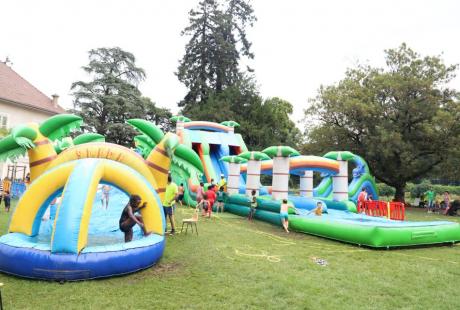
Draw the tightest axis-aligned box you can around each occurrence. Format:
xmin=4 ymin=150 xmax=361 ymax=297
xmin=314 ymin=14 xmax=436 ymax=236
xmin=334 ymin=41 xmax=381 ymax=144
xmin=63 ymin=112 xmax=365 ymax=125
xmin=205 ymin=185 xmax=216 ymax=217
xmin=4 ymin=190 xmax=10 ymax=212
xmin=280 ymin=198 xmax=289 ymax=233
xmin=198 ymin=193 xmax=211 ymax=217
xmin=176 ymin=183 xmax=185 ymax=207
xmin=215 ymin=186 xmax=226 ymax=213
xmin=248 ymin=189 xmax=257 ymax=221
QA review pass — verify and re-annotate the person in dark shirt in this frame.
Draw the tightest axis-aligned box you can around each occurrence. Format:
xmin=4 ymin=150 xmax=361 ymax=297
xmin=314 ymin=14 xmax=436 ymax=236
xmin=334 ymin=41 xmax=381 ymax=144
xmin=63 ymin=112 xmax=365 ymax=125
xmin=0 ymin=179 xmax=3 ymax=206
xmin=4 ymin=190 xmax=11 ymax=212
xmin=119 ymin=194 xmax=149 ymax=242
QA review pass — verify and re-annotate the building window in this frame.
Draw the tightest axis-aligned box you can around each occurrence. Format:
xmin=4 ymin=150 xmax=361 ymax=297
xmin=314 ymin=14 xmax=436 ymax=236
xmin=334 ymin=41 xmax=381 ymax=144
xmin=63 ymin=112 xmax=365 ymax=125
xmin=0 ymin=113 xmax=8 ymax=130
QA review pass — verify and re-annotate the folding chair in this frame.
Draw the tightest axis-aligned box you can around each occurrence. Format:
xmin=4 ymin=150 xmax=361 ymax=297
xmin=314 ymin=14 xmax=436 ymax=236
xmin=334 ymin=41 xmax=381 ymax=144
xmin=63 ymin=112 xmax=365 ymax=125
xmin=181 ymin=208 xmax=199 ymax=235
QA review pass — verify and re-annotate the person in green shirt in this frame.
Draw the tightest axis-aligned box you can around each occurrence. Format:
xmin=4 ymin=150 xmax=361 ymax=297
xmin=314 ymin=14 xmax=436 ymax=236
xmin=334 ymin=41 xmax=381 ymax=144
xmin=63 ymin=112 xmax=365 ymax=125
xmin=425 ymin=189 xmax=435 ymax=213
xmin=218 ymin=174 xmax=227 ymax=192
xmin=163 ymin=175 xmax=178 ymax=234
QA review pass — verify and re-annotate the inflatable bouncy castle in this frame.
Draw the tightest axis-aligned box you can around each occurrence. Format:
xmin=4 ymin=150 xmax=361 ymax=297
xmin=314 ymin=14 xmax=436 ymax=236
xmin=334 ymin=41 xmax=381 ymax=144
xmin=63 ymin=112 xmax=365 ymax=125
xmin=131 ymin=116 xmax=460 ymax=248
xmin=0 ymin=115 xmax=203 ymax=280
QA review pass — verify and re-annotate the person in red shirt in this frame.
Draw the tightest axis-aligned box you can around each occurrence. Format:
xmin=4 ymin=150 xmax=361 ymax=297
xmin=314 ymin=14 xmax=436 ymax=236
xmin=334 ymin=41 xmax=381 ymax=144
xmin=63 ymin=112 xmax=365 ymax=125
xmin=205 ymin=184 xmax=217 ymax=217
xmin=357 ymin=188 xmax=368 ymax=213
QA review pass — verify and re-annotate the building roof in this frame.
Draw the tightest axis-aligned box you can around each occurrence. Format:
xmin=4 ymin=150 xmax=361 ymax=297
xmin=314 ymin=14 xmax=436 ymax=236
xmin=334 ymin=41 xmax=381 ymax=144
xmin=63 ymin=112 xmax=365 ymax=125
xmin=0 ymin=62 xmax=65 ymax=114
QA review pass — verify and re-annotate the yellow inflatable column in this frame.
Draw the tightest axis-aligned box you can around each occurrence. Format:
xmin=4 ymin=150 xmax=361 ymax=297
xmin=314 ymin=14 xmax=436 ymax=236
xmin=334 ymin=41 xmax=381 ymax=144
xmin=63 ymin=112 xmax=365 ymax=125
xmin=27 ymin=127 xmax=57 ymax=181
xmin=145 ymin=133 xmax=179 ymax=200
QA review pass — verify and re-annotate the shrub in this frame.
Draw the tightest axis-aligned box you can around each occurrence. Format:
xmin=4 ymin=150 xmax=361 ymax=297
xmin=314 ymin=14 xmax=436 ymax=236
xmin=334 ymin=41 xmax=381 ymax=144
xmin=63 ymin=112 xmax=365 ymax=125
xmin=409 ymin=181 xmax=432 ymax=198
xmin=376 ymin=183 xmax=395 ymax=197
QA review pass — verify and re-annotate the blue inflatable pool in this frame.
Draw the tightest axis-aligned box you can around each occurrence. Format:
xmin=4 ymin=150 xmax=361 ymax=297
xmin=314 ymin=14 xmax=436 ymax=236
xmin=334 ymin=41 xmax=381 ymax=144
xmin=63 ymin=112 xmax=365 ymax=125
xmin=0 ymin=233 xmax=164 ymax=280
xmin=0 ymin=177 xmax=166 ymax=281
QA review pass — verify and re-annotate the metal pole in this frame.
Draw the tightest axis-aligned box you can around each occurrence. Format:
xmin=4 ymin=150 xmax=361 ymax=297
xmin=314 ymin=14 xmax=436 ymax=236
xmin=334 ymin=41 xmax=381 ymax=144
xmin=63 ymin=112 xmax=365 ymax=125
xmin=0 ymin=282 xmax=4 ymax=310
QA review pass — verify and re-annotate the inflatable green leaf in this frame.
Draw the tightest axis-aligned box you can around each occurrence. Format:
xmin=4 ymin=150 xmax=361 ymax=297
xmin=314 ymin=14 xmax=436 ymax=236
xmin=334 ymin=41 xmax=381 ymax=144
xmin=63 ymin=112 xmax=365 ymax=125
xmin=220 ymin=155 xmax=247 ymax=164
xmin=170 ymin=115 xmax=192 ymax=123
xmin=237 ymin=151 xmax=270 ymax=161
xmin=323 ymin=151 xmax=354 ymax=161
xmin=73 ymin=133 xmax=105 ymax=145
xmin=39 ymin=114 xmax=82 ymax=141
xmin=126 ymin=119 xmax=164 ymax=144
xmin=262 ymin=146 xmax=300 ymax=158
xmin=220 ymin=121 xmax=240 ymax=128
xmin=174 ymin=144 xmax=204 ymax=173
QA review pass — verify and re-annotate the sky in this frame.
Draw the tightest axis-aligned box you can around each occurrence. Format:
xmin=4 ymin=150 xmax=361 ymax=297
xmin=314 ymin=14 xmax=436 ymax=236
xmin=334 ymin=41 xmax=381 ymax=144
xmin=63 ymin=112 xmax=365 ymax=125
xmin=1 ymin=0 xmax=459 ymax=126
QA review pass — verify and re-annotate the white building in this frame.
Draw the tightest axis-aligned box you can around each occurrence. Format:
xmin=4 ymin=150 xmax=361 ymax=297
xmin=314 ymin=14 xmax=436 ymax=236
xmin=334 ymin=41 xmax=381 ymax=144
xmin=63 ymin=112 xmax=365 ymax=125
xmin=0 ymin=61 xmax=64 ymax=180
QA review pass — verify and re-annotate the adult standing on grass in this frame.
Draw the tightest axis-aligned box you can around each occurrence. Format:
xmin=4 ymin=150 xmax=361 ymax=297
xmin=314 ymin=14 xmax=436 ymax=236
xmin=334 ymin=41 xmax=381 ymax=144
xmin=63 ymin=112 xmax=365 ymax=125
xmin=425 ymin=188 xmax=435 ymax=213
xmin=443 ymin=191 xmax=451 ymax=215
xmin=163 ymin=175 xmax=178 ymax=234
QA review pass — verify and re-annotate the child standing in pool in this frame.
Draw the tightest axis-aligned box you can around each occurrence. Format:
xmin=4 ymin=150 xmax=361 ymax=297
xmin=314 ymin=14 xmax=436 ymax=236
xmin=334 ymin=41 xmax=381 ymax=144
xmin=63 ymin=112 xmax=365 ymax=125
xmin=101 ymin=184 xmax=111 ymax=209
xmin=308 ymin=201 xmax=323 ymax=216
xmin=119 ymin=194 xmax=149 ymax=242
xmin=280 ymin=198 xmax=289 ymax=233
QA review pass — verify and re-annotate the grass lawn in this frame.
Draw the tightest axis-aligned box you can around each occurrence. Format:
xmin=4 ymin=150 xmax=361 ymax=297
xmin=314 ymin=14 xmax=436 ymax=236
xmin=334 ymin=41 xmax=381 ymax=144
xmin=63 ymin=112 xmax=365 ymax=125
xmin=0 ymin=200 xmax=459 ymax=310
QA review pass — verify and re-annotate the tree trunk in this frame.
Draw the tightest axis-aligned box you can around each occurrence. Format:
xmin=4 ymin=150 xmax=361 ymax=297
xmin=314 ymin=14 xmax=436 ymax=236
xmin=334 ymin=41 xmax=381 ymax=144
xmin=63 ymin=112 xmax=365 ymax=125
xmin=394 ymin=184 xmax=406 ymax=203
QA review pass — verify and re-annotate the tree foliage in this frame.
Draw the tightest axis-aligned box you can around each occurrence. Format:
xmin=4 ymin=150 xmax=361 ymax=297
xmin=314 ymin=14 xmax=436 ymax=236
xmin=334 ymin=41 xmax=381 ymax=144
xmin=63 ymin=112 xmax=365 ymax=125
xmin=178 ymin=1 xmax=300 ymax=150
xmin=71 ymin=47 xmax=172 ymax=146
xmin=303 ymin=43 xmax=460 ymax=201
xmin=177 ymin=0 xmax=256 ymax=107
xmin=183 ymin=77 xmax=301 ymax=150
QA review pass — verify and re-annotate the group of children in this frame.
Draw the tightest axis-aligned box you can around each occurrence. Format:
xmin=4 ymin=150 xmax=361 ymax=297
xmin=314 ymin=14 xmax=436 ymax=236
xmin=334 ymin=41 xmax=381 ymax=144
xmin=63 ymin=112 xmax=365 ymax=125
xmin=195 ymin=175 xmax=227 ymax=218
xmin=0 ymin=178 xmax=11 ymax=212
xmin=247 ymin=189 xmax=324 ymax=233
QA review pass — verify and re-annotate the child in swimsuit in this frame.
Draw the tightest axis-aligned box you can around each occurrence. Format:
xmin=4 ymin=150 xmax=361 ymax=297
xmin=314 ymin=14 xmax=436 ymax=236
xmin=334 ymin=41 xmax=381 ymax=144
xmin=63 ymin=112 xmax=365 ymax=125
xmin=176 ymin=183 xmax=185 ymax=207
xmin=101 ymin=185 xmax=111 ymax=209
xmin=248 ymin=190 xmax=257 ymax=221
xmin=280 ymin=198 xmax=289 ymax=233
xmin=314 ymin=201 xmax=323 ymax=216
xmin=216 ymin=186 xmax=226 ymax=213
xmin=119 ymin=194 xmax=149 ymax=242
xmin=197 ymin=194 xmax=210 ymax=217
xmin=4 ymin=190 xmax=11 ymax=212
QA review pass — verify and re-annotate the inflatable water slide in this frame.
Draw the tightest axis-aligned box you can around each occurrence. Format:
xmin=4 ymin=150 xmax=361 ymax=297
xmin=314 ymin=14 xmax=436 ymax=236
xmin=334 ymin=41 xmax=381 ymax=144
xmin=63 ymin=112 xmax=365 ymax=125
xmin=162 ymin=118 xmax=460 ymax=248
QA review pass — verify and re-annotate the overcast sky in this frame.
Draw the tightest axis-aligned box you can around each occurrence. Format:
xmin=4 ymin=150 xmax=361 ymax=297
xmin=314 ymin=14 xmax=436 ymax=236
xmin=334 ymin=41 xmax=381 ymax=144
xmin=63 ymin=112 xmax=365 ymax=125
xmin=1 ymin=0 xmax=459 ymax=125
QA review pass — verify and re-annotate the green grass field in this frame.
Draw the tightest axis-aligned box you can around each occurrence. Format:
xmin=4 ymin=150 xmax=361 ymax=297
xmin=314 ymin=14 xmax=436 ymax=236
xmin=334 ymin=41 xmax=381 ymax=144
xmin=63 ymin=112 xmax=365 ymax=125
xmin=0 ymin=200 xmax=459 ymax=310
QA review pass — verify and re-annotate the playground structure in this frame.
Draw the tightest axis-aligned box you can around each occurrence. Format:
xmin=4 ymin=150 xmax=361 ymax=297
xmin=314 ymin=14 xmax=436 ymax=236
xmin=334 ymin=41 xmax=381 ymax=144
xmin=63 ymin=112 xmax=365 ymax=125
xmin=0 ymin=115 xmax=459 ymax=281
xmin=0 ymin=115 xmax=203 ymax=280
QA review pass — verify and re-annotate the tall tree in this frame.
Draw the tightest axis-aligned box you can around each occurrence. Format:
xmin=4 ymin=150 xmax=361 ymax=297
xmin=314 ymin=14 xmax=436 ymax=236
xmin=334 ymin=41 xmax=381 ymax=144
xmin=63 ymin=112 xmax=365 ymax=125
xmin=71 ymin=47 xmax=172 ymax=146
xmin=177 ymin=0 xmax=220 ymax=105
xmin=304 ymin=44 xmax=460 ymax=201
xmin=177 ymin=0 xmax=256 ymax=108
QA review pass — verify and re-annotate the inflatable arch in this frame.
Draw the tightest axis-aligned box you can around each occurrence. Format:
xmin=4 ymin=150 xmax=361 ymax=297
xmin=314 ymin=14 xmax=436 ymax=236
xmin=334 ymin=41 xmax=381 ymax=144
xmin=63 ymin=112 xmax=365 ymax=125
xmin=10 ymin=158 xmax=165 ymax=254
xmin=46 ymin=142 xmax=158 ymax=189
xmin=240 ymin=155 xmax=340 ymax=176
